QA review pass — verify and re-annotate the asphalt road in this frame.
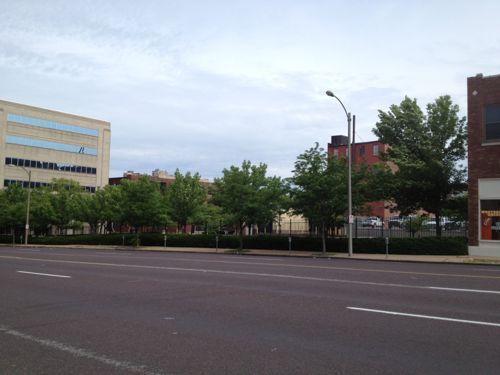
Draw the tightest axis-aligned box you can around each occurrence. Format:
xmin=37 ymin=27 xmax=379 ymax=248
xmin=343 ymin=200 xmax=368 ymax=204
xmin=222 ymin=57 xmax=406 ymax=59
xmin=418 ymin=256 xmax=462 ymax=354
xmin=1 ymin=246 xmax=500 ymax=375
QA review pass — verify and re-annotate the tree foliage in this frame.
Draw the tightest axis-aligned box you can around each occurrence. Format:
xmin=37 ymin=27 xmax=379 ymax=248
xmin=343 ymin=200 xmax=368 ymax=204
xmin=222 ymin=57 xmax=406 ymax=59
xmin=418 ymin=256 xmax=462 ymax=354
xmin=0 ymin=184 xmax=26 ymax=234
xmin=288 ymin=143 xmax=369 ymax=253
xmin=119 ymin=176 xmax=166 ymax=233
xmin=373 ymin=95 xmax=467 ymax=236
xmin=213 ymin=160 xmax=286 ymax=250
xmin=165 ymin=169 xmax=207 ymax=232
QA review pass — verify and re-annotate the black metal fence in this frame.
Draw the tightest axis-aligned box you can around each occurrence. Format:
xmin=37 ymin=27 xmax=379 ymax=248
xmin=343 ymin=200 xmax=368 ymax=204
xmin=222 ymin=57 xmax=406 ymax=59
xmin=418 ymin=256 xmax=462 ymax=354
xmin=272 ymin=218 xmax=467 ymax=238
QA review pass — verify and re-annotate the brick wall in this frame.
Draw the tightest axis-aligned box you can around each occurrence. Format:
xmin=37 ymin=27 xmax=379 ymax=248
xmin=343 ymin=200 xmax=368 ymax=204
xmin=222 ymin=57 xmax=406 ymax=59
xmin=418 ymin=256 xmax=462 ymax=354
xmin=467 ymin=74 xmax=500 ymax=246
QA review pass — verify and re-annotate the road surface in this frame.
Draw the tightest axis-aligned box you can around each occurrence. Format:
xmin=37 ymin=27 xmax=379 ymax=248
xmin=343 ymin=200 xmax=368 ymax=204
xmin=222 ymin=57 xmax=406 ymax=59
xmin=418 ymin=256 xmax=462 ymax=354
xmin=1 ymin=246 xmax=499 ymax=374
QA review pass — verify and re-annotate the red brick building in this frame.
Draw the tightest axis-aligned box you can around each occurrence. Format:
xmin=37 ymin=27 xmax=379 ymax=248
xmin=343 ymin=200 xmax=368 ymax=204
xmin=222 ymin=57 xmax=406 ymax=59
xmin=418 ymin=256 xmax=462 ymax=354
xmin=468 ymin=73 xmax=500 ymax=256
xmin=327 ymin=135 xmax=390 ymax=220
xmin=109 ymin=169 xmax=211 ymax=234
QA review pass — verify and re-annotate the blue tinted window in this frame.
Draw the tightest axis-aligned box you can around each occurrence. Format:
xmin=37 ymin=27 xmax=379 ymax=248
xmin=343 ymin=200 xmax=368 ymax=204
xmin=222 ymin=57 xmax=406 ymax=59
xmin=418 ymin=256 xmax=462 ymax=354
xmin=5 ymin=178 xmax=95 ymax=192
xmin=4 ymin=157 xmax=96 ymax=175
xmin=6 ymin=135 xmax=97 ymax=156
xmin=7 ymin=113 xmax=99 ymax=137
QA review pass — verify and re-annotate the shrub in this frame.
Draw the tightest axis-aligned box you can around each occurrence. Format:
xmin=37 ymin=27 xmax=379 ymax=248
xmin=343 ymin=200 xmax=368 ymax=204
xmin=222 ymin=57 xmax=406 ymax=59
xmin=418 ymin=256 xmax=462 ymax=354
xmin=0 ymin=232 xmax=467 ymax=255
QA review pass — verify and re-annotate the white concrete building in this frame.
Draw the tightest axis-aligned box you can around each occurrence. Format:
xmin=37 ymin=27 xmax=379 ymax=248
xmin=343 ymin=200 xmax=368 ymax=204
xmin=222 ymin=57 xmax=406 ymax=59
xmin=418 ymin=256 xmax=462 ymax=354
xmin=0 ymin=100 xmax=110 ymax=192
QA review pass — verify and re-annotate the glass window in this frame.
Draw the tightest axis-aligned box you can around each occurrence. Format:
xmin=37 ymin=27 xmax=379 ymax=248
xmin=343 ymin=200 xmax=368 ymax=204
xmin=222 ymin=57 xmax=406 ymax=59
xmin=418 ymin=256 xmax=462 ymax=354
xmin=24 ymin=159 xmax=30 ymax=167
xmin=43 ymin=162 xmax=48 ymax=169
xmin=480 ymin=200 xmax=500 ymax=240
xmin=30 ymin=160 xmax=36 ymax=168
xmin=7 ymin=113 xmax=98 ymax=137
xmin=92 ymin=168 xmax=97 ymax=174
xmin=17 ymin=158 xmax=24 ymax=166
xmin=5 ymin=135 xmax=97 ymax=156
xmin=359 ymin=145 xmax=365 ymax=157
xmin=373 ymin=144 xmax=380 ymax=156
xmin=5 ymin=157 xmax=11 ymax=165
xmin=11 ymin=158 xmax=17 ymax=166
xmin=333 ymin=148 xmax=338 ymax=158
xmin=48 ymin=162 xmax=54 ymax=170
xmin=485 ymin=105 xmax=500 ymax=141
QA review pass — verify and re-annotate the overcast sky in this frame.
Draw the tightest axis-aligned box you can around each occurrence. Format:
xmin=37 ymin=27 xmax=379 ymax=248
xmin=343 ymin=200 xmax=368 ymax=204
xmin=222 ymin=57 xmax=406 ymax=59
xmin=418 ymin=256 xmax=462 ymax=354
xmin=2 ymin=0 xmax=499 ymax=180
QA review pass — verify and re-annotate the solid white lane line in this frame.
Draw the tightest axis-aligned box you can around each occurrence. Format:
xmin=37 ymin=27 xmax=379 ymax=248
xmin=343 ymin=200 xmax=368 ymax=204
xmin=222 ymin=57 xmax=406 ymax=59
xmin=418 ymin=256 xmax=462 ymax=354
xmin=347 ymin=307 xmax=500 ymax=327
xmin=3 ymin=254 xmax=500 ymax=280
xmin=0 ymin=325 xmax=165 ymax=375
xmin=428 ymin=286 xmax=500 ymax=295
xmin=5 ymin=256 xmax=500 ymax=295
xmin=17 ymin=271 xmax=71 ymax=278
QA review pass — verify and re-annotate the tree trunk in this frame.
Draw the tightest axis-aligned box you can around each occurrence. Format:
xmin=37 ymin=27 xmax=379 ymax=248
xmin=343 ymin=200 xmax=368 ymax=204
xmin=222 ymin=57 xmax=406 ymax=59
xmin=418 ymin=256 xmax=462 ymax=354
xmin=238 ymin=222 xmax=244 ymax=254
xmin=435 ymin=212 xmax=442 ymax=238
xmin=321 ymin=221 xmax=326 ymax=254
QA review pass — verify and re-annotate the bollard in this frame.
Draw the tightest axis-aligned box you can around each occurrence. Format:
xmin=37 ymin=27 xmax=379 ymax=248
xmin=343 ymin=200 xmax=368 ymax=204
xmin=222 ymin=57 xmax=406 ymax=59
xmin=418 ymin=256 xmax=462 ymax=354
xmin=288 ymin=236 xmax=292 ymax=254
xmin=216 ymin=235 xmax=219 ymax=253
xmin=385 ymin=237 xmax=389 ymax=258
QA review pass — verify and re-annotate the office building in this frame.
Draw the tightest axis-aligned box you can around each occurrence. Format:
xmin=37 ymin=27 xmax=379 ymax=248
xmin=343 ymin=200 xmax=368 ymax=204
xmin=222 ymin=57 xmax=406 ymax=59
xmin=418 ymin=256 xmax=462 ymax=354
xmin=0 ymin=100 xmax=110 ymax=192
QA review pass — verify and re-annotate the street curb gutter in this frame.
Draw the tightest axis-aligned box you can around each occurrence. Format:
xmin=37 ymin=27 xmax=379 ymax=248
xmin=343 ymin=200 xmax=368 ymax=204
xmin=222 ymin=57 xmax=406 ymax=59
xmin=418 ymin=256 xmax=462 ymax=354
xmin=1 ymin=243 xmax=500 ymax=266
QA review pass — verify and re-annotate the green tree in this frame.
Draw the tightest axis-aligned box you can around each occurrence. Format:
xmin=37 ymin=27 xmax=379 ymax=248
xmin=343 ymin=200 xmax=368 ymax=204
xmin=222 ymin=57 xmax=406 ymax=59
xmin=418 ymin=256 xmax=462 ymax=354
xmin=213 ymin=160 xmax=286 ymax=250
xmin=289 ymin=143 xmax=368 ymax=253
xmin=373 ymin=95 xmax=467 ymax=236
xmin=192 ymin=203 xmax=228 ymax=235
xmin=165 ymin=169 xmax=207 ymax=233
xmin=119 ymin=176 xmax=165 ymax=242
xmin=96 ymin=184 xmax=124 ymax=233
xmin=76 ymin=192 xmax=101 ymax=234
xmin=49 ymin=179 xmax=84 ymax=234
xmin=0 ymin=184 xmax=26 ymax=237
xmin=30 ymin=186 xmax=56 ymax=235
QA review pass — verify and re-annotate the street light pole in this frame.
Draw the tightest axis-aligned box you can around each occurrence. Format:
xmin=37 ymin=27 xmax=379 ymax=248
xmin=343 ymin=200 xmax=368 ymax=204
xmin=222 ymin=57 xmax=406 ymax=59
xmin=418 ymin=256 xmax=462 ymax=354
xmin=325 ymin=90 xmax=353 ymax=257
xmin=7 ymin=164 xmax=32 ymax=245
xmin=24 ymin=168 xmax=32 ymax=245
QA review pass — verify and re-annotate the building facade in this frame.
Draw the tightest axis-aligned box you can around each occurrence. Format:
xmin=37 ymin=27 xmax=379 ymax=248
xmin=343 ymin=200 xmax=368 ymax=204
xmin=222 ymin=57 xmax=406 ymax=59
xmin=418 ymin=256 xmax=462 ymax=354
xmin=109 ymin=169 xmax=210 ymax=189
xmin=467 ymin=74 xmax=500 ymax=256
xmin=0 ymin=100 xmax=110 ymax=192
xmin=327 ymin=135 xmax=390 ymax=220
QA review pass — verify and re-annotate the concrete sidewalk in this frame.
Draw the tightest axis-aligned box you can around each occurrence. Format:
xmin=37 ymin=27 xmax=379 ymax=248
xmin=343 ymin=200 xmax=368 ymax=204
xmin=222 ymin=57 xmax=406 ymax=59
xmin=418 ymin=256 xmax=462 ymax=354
xmin=6 ymin=243 xmax=500 ymax=266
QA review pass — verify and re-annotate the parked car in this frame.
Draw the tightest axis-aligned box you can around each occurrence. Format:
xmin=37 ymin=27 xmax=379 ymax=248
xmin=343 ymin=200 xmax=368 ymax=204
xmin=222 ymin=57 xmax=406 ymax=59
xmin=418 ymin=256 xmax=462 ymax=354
xmin=388 ymin=216 xmax=403 ymax=229
xmin=422 ymin=219 xmax=437 ymax=230
xmin=360 ymin=217 xmax=383 ymax=228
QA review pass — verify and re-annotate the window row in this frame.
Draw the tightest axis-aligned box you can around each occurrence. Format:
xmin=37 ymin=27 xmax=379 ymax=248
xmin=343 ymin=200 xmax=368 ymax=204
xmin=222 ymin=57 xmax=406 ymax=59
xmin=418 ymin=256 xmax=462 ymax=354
xmin=7 ymin=113 xmax=99 ymax=137
xmin=331 ymin=144 xmax=381 ymax=158
xmin=6 ymin=135 xmax=97 ymax=156
xmin=4 ymin=179 xmax=96 ymax=193
xmin=5 ymin=157 xmax=97 ymax=175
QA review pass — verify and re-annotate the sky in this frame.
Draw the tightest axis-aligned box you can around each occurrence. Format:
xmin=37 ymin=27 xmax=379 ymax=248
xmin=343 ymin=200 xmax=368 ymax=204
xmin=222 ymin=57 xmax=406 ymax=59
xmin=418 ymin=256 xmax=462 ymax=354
xmin=1 ymin=0 xmax=500 ymax=180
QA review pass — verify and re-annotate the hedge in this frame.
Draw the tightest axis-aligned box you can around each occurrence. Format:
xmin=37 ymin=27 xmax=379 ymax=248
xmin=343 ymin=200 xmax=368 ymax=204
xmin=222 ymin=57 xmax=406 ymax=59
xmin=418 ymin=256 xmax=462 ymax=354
xmin=0 ymin=233 xmax=468 ymax=255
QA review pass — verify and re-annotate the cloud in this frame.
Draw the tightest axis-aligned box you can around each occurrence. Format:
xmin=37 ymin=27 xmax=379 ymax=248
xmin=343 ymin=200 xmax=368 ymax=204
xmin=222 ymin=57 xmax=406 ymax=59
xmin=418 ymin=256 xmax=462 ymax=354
xmin=2 ymin=0 xmax=500 ymax=182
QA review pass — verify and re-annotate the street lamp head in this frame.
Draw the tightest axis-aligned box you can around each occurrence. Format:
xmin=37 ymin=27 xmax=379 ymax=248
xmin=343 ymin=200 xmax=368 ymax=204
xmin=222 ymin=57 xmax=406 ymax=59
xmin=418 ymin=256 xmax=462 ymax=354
xmin=325 ymin=90 xmax=335 ymax=97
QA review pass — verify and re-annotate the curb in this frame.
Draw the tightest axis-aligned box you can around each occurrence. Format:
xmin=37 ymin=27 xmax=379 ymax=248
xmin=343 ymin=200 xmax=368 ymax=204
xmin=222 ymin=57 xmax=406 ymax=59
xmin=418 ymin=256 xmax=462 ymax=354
xmin=2 ymin=243 xmax=499 ymax=266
